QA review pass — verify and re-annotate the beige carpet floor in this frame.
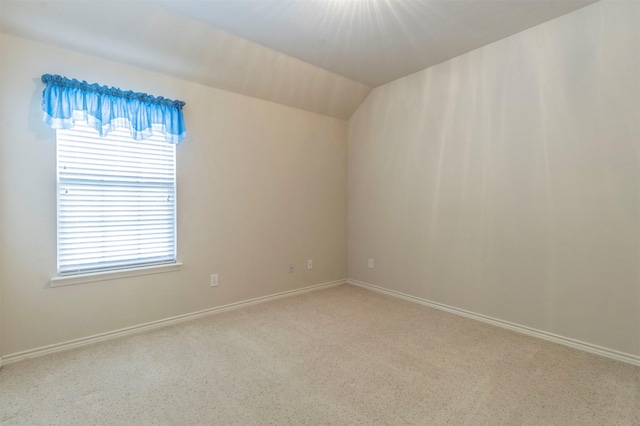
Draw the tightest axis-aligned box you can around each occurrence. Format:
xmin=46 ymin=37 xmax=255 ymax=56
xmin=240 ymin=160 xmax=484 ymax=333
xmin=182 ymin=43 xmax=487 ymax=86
xmin=1 ymin=284 xmax=639 ymax=425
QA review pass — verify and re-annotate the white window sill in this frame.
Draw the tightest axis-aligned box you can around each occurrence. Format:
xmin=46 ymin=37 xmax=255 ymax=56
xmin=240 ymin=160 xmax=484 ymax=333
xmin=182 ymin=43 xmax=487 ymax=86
xmin=50 ymin=262 xmax=183 ymax=287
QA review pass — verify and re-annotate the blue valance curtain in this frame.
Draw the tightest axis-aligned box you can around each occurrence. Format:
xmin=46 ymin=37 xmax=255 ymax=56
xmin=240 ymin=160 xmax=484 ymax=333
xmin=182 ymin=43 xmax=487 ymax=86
xmin=41 ymin=74 xmax=186 ymax=144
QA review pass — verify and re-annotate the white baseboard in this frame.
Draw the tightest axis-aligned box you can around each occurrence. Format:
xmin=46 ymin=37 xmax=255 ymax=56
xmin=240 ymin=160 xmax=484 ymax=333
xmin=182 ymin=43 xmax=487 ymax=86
xmin=0 ymin=279 xmax=346 ymax=367
xmin=5 ymin=278 xmax=637 ymax=368
xmin=348 ymin=279 xmax=640 ymax=367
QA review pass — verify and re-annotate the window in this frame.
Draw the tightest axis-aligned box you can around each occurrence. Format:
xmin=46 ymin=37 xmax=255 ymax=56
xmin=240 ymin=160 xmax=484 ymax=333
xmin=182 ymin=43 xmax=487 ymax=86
xmin=41 ymin=73 xmax=185 ymax=281
xmin=56 ymin=121 xmax=176 ymax=276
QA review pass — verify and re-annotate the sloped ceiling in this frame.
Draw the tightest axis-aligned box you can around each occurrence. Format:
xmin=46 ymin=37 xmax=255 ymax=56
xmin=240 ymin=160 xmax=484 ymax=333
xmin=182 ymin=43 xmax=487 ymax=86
xmin=155 ymin=0 xmax=599 ymax=88
xmin=0 ymin=0 xmax=371 ymax=120
xmin=1 ymin=0 xmax=598 ymax=119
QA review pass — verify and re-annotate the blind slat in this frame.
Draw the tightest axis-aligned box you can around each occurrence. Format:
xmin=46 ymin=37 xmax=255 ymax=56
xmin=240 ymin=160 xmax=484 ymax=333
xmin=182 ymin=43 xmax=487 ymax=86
xmin=59 ymin=222 xmax=174 ymax=231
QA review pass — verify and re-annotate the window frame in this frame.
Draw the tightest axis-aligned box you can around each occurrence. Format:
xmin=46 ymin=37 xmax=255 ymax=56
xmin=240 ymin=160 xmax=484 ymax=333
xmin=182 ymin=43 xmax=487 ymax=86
xmin=52 ymin=121 xmax=180 ymax=285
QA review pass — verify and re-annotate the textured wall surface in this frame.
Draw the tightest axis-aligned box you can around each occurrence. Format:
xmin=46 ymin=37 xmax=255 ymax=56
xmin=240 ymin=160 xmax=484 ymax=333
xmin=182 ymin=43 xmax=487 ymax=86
xmin=0 ymin=34 xmax=347 ymax=356
xmin=348 ymin=1 xmax=640 ymax=356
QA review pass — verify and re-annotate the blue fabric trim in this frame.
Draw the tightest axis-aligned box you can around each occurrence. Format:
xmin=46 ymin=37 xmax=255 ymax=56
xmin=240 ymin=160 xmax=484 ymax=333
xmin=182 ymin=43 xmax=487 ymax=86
xmin=41 ymin=74 xmax=186 ymax=144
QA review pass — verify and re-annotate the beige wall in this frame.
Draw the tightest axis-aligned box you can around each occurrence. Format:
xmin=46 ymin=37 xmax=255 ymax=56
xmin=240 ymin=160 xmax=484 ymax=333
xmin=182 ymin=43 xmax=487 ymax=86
xmin=1 ymin=1 xmax=638 ymax=361
xmin=348 ymin=1 xmax=640 ymax=356
xmin=0 ymin=34 xmax=347 ymax=356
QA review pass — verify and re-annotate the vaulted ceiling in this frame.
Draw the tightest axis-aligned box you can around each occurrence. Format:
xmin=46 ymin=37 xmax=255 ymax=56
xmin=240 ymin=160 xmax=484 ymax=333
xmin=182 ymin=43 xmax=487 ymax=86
xmin=1 ymin=0 xmax=598 ymax=119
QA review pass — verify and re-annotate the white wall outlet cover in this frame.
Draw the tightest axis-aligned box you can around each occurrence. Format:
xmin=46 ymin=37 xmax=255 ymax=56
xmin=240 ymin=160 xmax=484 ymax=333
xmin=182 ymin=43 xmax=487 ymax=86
xmin=368 ymin=259 xmax=374 ymax=269
xmin=288 ymin=263 xmax=294 ymax=273
xmin=307 ymin=259 xmax=313 ymax=270
xmin=210 ymin=273 xmax=219 ymax=287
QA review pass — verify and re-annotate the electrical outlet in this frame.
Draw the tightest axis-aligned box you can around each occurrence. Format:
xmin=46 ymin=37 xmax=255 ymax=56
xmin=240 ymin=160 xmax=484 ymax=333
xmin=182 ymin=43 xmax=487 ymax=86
xmin=210 ymin=273 xmax=218 ymax=287
xmin=307 ymin=259 xmax=313 ymax=270
xmin=368 ymin=259 xmax=374 ymax=269
xmin=288 ymin=263 xmax=294 ymax=273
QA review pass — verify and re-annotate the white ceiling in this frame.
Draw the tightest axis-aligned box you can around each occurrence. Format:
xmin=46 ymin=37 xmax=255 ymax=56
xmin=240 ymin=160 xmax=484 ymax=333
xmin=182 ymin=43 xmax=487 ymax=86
xmin=1 ymin=0 xmax=598 ymax=119
xmin=155 ymin=0 xmax=599 ymax=87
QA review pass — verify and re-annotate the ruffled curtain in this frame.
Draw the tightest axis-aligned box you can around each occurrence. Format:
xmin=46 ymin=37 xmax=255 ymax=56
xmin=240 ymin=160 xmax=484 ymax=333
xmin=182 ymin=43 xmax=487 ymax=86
xmin=41 ymin=74 xmax=186 ymax=144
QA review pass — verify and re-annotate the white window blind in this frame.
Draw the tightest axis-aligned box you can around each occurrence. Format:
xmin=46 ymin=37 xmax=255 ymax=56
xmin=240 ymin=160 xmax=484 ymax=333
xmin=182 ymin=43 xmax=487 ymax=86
xmin=56 ymin=121 xmax=176 ymax=276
